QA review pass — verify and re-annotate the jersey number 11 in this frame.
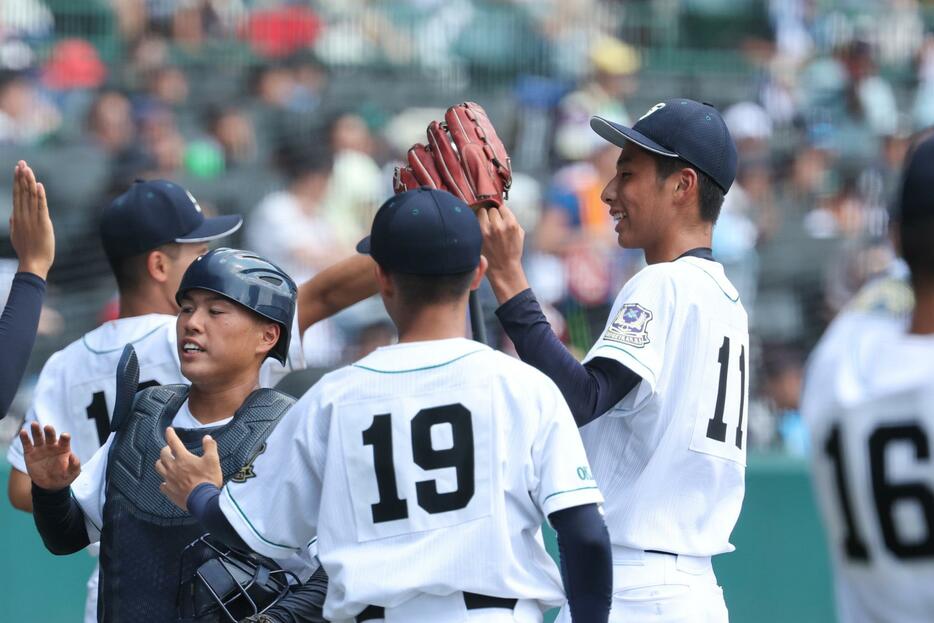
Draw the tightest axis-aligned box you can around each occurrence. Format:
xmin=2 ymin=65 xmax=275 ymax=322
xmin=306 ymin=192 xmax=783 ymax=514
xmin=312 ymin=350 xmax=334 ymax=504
xmin=705 ymin=336 xmax=746 ymax=449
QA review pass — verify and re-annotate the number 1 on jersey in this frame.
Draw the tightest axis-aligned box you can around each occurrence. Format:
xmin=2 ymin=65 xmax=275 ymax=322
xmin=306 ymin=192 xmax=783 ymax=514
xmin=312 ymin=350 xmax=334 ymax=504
xmin=706 ymin=336 xmax=746 ymax=449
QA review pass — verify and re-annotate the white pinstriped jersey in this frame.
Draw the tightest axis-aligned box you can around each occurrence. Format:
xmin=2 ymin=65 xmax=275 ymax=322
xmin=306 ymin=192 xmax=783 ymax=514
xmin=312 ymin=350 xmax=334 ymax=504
xmin=802 ymin=305 xmax=934 ymax=623
xmin=581 ymin=256 xmax=749 ymax=556
xmin=220 ymin=338 xmax=603 ymax=621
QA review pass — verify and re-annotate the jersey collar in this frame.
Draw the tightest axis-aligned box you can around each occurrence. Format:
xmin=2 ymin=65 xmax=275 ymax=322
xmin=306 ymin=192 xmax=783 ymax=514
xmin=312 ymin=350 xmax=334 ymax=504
xmin=675 ymin=247 xmax=715 ymax=262
xmin=352 ymin=338 xmax=488 ymax=374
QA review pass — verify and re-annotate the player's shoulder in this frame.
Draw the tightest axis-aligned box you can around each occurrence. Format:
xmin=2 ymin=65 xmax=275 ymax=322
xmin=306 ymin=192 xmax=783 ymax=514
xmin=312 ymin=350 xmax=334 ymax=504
xmin=42 ymin=314 xmax=176 ymax=375
xmin=620 ymin=258 xmax=742 ymax=315
xmin=79 ymin=313 xmax=175 ymax=355
xmin=802 ymin=310 xmax=906 ymax=422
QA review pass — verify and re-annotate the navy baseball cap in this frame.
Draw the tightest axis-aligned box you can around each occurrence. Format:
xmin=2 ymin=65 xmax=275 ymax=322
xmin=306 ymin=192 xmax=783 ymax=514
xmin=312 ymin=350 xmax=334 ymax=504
xmin=895 ymin=134 xmax=934 ymax=223
xmin=590 ymin=98 xmax=738 ymax=193
xmin=356 ymin=188 xmax=482 ymax=275
xmin=99 ymin=180 xmax=242 ymax=261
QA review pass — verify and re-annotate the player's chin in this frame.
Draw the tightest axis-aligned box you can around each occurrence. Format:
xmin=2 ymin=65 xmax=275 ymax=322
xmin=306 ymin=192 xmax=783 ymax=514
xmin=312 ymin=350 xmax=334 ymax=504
xmin=616 ymin=227 xmax=638 ymax=249
xmin=179 ymin=355 xmax=211 ymax=382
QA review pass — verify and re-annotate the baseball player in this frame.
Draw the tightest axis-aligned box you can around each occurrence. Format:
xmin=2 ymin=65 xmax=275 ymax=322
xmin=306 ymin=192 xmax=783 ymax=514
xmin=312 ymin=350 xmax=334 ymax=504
xmin=159 ymin=188 xmax=613 ymax=623
xmin=0 ymin=161 xmax=54 ymax=419
xmin=6 ymin=179 xmax=376 ymax=621
xmin=22 ymin=248 xmax=327 ymax=622
xmin=800 ymin=135 xmax=934 ymax=622
xmin=477 ymin=99 xmax=744 ymax=621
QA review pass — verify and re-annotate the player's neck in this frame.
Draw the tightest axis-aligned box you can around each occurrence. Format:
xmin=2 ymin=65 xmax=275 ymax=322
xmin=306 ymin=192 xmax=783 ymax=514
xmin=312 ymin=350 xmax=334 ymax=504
xmin=187 ymin=373 xmax=260 ymax=425
xmin=393 ymin=302 xmax=469 ymax=344
xmin=643 ymin=227 xmax=712 ymax=265
xmin=909 ymin=282 xmax=934 ymax=335
xmin=118 ymin=289 xmax=177 ymax=319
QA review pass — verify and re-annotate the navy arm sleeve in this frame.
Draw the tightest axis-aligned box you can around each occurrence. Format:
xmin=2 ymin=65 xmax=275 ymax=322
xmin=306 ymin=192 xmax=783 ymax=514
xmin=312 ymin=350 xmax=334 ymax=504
xmin=31 ymin=483 xmax=91 ymax=555
xmin=187 ymin=482 xmax=249 ymax=550
xmin=263 ymin=564 xmax=328 ymax=623
xmin=495 ymin=288 xmax=641 ymax=425
xmin=0 ymin=272 xmax=45 ymax=418
xmin=549 ymin=503 xmax=612 ymax=623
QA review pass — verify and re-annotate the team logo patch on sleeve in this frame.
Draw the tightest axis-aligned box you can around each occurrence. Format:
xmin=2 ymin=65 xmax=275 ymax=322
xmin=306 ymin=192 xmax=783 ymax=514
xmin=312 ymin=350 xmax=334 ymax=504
xmin=230 ymin=442 xmax=266 ymax=483
xmin=605 ymin=303 xmax=653 ymax=347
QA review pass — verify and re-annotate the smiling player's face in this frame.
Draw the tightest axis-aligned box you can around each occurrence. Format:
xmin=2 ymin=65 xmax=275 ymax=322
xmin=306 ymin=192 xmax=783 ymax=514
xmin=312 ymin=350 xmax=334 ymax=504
xmin=600 ymin=145 xmax=678 ymax=253
xmin=176 ymin=289 xmax=278 ymax=388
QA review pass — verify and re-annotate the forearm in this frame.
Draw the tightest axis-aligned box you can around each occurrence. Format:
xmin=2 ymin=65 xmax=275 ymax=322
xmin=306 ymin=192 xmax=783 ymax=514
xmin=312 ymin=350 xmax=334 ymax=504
xmin=549 ymin=504 xmax=612 ymax=623
xmin=31 ymin=483 xmax=91 ymax=555
xmin=0 ymin=273 xmax=46 ymax=417
xmin=297 ymin=255 xmax=378 ymax=333
xmin=485 ymin=261 xmax=530 ymax=305
xmin=495 ymin=289 xmax=639 ymax=425
xmin=187 ymin=483 xmax=249 ymax=550
xmin=263 ymin=564 xmax=328 ymax=623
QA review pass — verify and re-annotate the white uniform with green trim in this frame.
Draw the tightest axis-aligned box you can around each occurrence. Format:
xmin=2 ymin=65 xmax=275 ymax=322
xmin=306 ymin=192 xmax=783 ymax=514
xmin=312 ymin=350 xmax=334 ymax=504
xmin=563 ymin=256 xmax=746 ymax=623
xmin=220 ymin=337 xmax=603 ymax=622
xmin=7 ymin=313 xmax=305 ymax=623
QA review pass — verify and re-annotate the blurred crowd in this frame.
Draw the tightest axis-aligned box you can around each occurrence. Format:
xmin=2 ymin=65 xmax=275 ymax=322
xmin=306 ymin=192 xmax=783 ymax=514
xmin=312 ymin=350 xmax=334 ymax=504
xmin=0 ymin=0 xmax=931 ymax=454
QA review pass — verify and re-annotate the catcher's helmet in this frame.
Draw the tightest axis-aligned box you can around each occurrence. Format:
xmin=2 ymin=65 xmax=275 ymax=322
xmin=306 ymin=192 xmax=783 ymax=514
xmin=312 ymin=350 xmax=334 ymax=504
xmin=176 ymin=534 xmax=297 ymax=622
xmin=176 ymin=248 xmax=297 ymax=364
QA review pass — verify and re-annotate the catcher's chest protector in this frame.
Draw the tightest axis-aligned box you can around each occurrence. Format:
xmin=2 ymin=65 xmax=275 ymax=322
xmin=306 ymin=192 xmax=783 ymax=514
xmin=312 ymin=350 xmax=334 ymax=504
xmin=98 ymin=385 xmax=294 ymax=623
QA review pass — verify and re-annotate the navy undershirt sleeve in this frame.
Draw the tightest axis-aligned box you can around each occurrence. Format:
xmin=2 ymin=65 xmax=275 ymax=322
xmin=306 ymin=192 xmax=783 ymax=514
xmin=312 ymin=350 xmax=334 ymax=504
xmin=549 ymin=503 xmax=612 ymax=623
xmin=495 ymin=288 xmax=641 ymax=425
xmin=0 ymin=272 xmax=46 ymax=418
xmin=263 ymin=564 xmax=328 ymax=623
xmin=187 ymin=482 xmax=249 ymax=550
xmin=31 ymin=483 xmax=91 ymax=555
xmin=188 ymin=483 xmax=329 ymax=622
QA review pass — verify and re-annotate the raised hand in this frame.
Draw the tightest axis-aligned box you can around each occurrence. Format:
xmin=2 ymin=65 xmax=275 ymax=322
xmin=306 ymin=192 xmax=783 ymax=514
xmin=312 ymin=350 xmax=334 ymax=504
xmin=475 ymin=203 xmax=530 ymax=304
xmin=20 ymin=422 xmax=81 ymax=491
xmin=10 ymin=160 xmax=55 ymax=280
xmin=155 ymin=427 xmax=223 ymax=511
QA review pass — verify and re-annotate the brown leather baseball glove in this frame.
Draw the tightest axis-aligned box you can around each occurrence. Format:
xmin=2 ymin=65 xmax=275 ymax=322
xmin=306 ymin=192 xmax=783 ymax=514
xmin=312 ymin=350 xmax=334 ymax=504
xmin=393 ymin=101 xmax=512 ymax=207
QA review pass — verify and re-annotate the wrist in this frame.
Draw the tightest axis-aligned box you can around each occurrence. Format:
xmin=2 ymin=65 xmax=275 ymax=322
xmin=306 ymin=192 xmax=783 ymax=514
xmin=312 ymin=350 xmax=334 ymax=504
xmin=17 ymin=261 xmax=50 ymax=280
xmin=486 ymin=262 xmax=529 ymax=304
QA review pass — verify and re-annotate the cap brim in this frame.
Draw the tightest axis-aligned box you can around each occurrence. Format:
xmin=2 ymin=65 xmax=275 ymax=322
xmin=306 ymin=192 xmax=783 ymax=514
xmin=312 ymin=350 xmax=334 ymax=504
xmin=174 ymin=214 xmax=243 ymax=244
xmin=590 ymin=116 xmax=679 ymax=158
xmin=356 ymin=236 xmax=371 ymax=254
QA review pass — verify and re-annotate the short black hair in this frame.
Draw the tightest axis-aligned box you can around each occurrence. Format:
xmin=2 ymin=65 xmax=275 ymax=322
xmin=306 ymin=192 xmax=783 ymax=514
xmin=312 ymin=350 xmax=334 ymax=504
xmin=652 ymin=154 xmax=725 ymax=223
xmin=899 ymin=217 xmax=934 ymax=285
xmin=386 ymin=269 xmax=475 ymax=307
xmin=109 ymin=243 xmax=180 ymax=295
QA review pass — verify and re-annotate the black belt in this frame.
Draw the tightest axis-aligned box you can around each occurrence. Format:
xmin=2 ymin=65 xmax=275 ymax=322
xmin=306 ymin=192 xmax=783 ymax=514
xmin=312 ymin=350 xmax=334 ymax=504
xmin=645 ymin=549 xmax=678 ymax=556
xmin=356 ymin=593 xmax=518 ymax=622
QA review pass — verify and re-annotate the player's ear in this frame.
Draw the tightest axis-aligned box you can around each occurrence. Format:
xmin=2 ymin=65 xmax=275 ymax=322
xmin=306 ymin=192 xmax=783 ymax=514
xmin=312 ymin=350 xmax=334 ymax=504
xmin=147 ymin=249 xmax=170 ymax=284
xmin=470 ymin=256 xmax=488 ymax=292
xmin=256 ymin=321 xmax=280 ymax=357
xmin=374 ymin=263 xmax=394 ymax=298
xmin=674 ymin=167 xmax=697 ymax=200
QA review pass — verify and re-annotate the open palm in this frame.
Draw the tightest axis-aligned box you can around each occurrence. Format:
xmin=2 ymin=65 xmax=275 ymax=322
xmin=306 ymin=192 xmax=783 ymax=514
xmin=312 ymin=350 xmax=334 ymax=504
xmin=20 ymin=422 xmax=80 ymax=491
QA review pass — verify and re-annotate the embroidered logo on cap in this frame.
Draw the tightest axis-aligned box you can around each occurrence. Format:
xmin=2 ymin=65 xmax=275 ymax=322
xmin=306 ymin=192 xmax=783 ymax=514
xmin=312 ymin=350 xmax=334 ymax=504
xmin=639 ymin=102 xmax=666 ymax=121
